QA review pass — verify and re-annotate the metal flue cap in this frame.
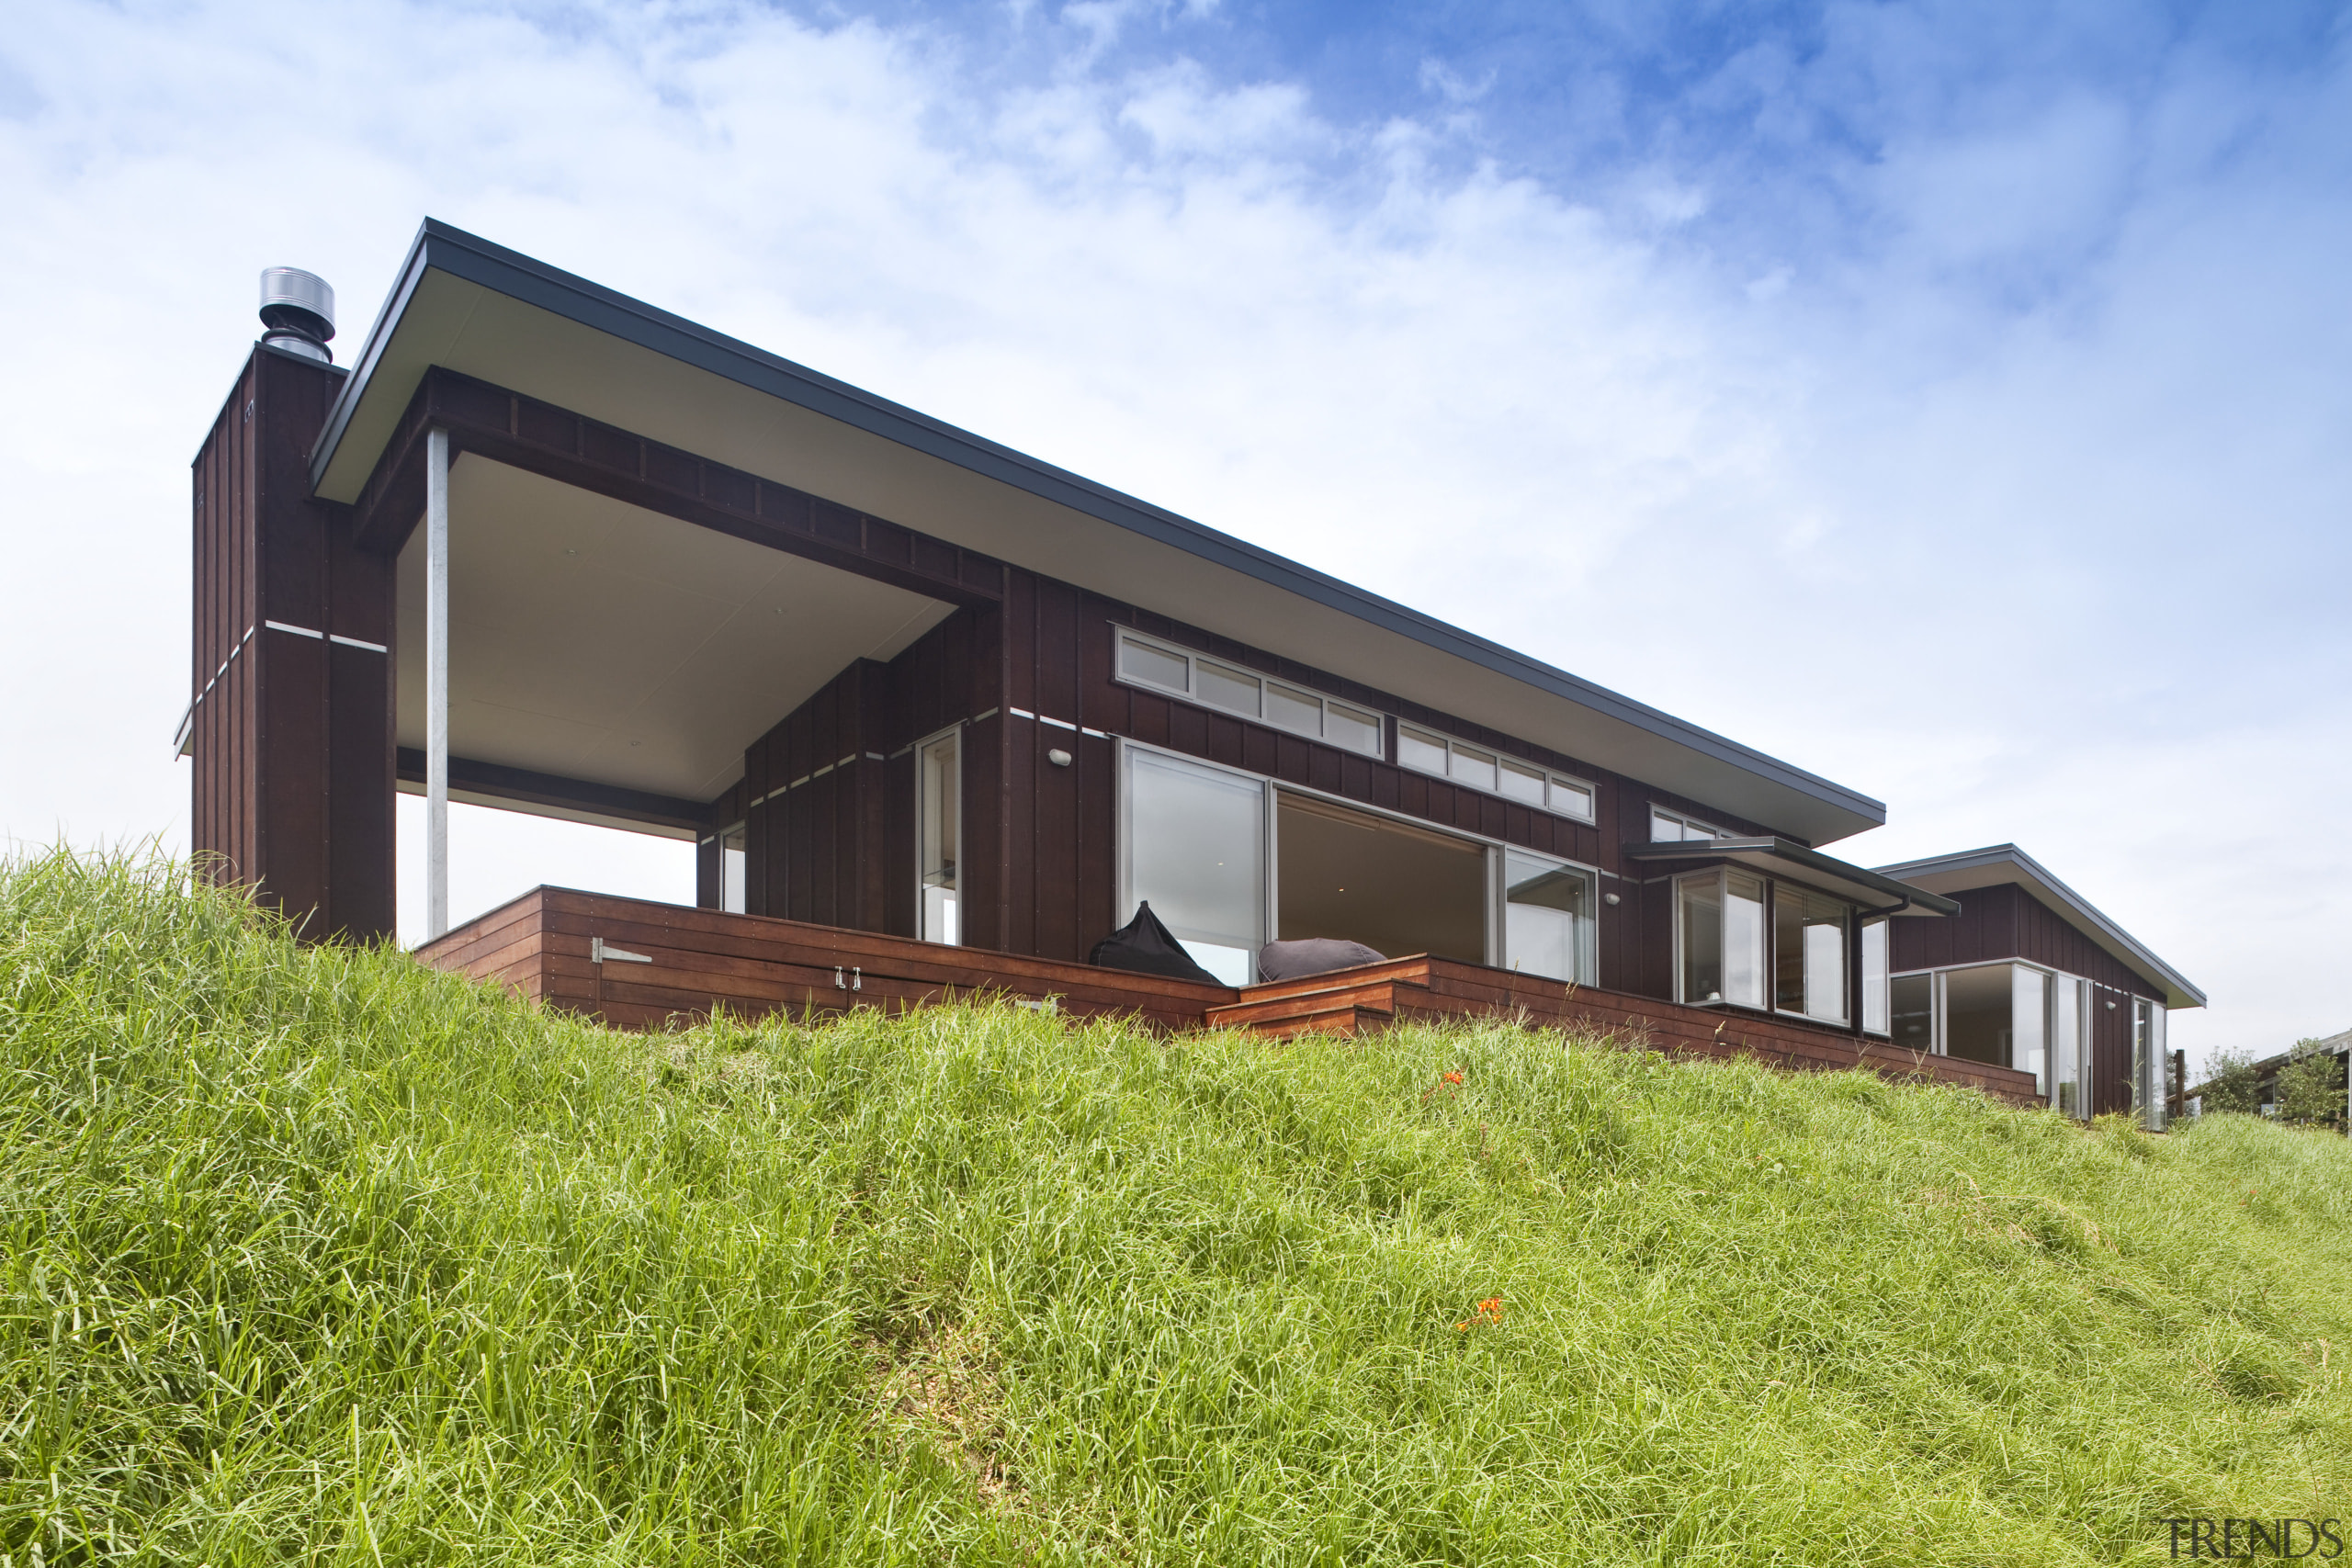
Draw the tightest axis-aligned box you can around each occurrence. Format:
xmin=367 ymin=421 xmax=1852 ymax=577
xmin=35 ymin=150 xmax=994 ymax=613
xmin=258 ymin=266 xmax=335 ymax=363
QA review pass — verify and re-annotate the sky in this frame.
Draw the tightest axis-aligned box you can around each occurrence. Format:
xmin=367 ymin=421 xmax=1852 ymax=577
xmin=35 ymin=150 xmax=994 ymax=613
xmin=2 ymin=0 xmax=2347 ymax=1072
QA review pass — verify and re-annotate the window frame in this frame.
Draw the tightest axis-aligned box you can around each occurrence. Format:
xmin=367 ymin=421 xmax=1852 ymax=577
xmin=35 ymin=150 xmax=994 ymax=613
xmin=1672 ymin=864 xmax=1867 ymax=1026
xmin=1112 ymin=626 xmax=1385 ymax=758
xmin=1649 ymin=806 xmax=1726 ymax=842
xmin=1885 ymin=958 xmax=2102 ymax=1118
xmin=1396 ymin=719 xmax=1598 ymax=825
xmin=914 ymin=723 xmax=964 ymax=946
xmin=1116 ymin=738 xmax=1606 ymax=985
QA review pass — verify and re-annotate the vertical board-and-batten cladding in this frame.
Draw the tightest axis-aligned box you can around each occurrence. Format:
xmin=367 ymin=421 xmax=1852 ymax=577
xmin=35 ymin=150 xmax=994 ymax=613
xmin=188 ymin=344 xmax=396 ymax=942
xmin=729 ymin=542 xmax=1777 ymax=995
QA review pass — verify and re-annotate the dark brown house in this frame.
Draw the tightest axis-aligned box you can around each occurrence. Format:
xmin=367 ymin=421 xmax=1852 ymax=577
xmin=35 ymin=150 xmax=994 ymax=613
xmin=1872 ymin=846 xmax=2204 ymax=1124
xmin=181 ymin=221 xmax=2196 ymax=1120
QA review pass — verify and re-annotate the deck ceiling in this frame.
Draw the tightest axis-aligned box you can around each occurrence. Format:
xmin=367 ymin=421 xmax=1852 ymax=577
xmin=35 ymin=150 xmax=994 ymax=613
xmin=394 ymin=456 xmax=953 ymax=804
xmin=324 ymin=222 xmax=1889 ymax=845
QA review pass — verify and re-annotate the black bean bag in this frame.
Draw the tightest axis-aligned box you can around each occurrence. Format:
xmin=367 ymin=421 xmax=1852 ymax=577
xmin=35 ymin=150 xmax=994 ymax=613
xmin=1089 ymin=901 xmax=1222 ymax=986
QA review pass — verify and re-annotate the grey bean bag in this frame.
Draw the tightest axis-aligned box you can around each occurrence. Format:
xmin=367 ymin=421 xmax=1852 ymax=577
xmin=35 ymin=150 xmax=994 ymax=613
xmin=1255 ymin=937 xmax=1386 ymax=982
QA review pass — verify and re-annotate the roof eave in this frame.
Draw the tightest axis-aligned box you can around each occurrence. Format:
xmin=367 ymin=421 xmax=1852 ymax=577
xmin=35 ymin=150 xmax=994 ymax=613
xmin=310 ymin=219 xmax=1888 ymax=841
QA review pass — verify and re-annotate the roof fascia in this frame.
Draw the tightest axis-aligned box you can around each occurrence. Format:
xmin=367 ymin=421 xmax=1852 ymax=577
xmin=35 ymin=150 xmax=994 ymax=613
xmin=1872 ymin=843 xmax=2207 ymax=1009
xmin=311 ymin=219 xmax=1886 ymax=836
xmin=1623 ymin=837 xmax=1962 ymax=916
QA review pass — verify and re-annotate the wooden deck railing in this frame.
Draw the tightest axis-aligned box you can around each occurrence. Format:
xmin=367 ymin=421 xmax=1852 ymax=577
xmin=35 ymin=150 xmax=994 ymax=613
xmin=416 ymin=888 xmax=2042 ymax=1107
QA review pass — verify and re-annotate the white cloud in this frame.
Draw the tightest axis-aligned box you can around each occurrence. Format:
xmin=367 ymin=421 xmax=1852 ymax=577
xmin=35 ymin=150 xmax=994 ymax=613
xmin=0 ymin=0 xmax=2346 ymax=1068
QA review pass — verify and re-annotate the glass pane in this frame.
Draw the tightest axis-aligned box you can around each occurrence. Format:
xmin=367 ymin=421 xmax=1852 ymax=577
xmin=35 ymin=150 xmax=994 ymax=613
xmin=1724 ymin=872 xmax=1766 ymax=1007
xmin=1265 ymin=682 xmax=1322 ymax=736
xmin=1498 ymin=762 xmax=1546 ymax=806
xmin=2051 ymin=976 xmax=2083 ymax=1117
xmin=2013 ymin=966 xmax=2048 ymax=1085
xmin=1942 ymin=964 xmax=2013 ymax=1066
xmin=1125 ymin=748 xmax=1265 ymax=978
xmin=1860 ymin=919 xmax=1888 ymax=1034
xmin=2146 ymin=1002 xmax=2168 ymax=1130
xmin=1678 ymin=873 xmax=1724 ymax=1003
xmin=1326 ymin=703 xmax=1383 ymax=756
xmin=1118 ymin=635 xmax=1190 ymax=693
xmin=1652 ymin=808 xmax=1685 ymax=842
xmin=1196 ymin=660 xmax=1261 ymax=717
xmin=920 ymin=733 xmax=961 ymax=945
xmin=1890 ymin=974 xmax=1933 ymax=1048
xmin=2130 ymin=998 xmax=2148 ymax=1115
xmin=1450 ymin=745 xmax=1498 ymax=793
xmin=1276 ymin=793 xmax=1487 ymax=964
xmin=1549 ymin=777 xmax=1595 ymax=822
xmin=721 ymin=827 xmax=747 ymax=915
xmin=1772 ymin=885 xmax=1847 ymax=1023
xmin=1505 ymin=851 xmax=1594 ymax=983
xmin=1397 ymin=726 xmax=1449 ymax=776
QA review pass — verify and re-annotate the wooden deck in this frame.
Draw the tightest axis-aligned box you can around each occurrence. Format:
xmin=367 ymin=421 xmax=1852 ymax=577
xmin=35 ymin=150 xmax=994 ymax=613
xmin=416 ymin=888 xmax=2042 ymax=1107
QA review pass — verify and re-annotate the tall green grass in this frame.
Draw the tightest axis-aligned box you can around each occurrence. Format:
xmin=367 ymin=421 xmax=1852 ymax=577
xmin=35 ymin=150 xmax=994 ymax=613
xmin=3 ymin=848 xmax=2347 ymax=1564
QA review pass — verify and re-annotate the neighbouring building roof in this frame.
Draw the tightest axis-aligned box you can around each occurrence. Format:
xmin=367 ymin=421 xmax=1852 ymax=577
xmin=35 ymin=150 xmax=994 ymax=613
xmin=307 ymin=219 xmax=1889 ymax=845
xmin=1874 ymin=843 xmax=2206 ymax=1010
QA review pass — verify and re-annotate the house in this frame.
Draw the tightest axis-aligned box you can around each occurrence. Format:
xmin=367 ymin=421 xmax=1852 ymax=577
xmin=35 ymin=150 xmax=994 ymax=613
xmin=2185 ymin=1029 xmax=2350 ymax=1128
xmin=180 ymin=221 xmax=2190 ymax=1121
xmin=1871 ymin=846 xmax=2204 ymax=1125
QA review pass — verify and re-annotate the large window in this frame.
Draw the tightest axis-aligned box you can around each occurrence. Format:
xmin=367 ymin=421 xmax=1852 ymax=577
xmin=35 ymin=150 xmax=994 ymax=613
xmin=1121 ymin=746 xmax=1267 ymax=984
xmin=1397 ymin=724 xmax=1597 ymax=823
xmin=1118 ymin=742 xmax=1600 ymax=987
xmin=1114 ymin=628 xmax=1383 ymax=757
xmin=918 ymin=729 xmax=961 ymax=944
xmin=1275 ymin=793 xmax=1487 ymax=964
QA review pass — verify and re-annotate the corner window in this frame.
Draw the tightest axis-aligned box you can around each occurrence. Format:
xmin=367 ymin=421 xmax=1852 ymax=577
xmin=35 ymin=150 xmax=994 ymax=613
xmin=1679 ymin=868 xmax=1860 ymax=1023
xmin=1114 ymin=628 xmax=1382 ymax=757
xmin=1398 ymin=722 xmax=1596 ymax=823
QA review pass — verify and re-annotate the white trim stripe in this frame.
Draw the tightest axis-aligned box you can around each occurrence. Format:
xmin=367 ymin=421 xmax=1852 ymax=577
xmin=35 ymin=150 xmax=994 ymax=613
xmin=265 ymin=619 xmax=324 ymax=639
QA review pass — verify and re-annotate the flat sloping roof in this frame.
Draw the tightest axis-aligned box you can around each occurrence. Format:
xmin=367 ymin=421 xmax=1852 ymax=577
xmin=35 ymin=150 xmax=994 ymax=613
xmin=1873 ymin=844 xmax=2206 ymax=1010
xmin=309 ymin=219 xmax=1889 ymax=843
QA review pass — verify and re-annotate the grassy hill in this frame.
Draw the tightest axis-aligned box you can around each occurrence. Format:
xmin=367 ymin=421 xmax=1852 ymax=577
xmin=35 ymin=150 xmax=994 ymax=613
xmin=3 ymin=851 xmax=2348 ymax=1565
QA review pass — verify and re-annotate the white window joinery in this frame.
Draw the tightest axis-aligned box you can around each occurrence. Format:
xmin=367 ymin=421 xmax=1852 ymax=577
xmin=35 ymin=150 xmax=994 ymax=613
xmin=1397 ymin=722 xmax=1597 ymax=823
xmin=1113 ymin=627 xmax=1383 ymax=757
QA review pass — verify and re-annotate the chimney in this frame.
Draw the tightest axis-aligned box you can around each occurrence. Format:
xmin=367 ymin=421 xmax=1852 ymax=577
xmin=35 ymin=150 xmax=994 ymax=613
xmin=258 ymin=265 xmax=335 ymax=363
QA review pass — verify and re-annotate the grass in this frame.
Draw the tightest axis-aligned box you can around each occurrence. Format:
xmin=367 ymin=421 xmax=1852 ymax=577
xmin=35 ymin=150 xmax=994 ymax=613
xmin=2 ymin=848 xmax=2348 ymax=1565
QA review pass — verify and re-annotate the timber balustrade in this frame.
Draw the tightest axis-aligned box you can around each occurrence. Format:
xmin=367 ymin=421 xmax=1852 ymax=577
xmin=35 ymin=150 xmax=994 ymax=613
xmin=417 ymin=887 xmax=2044 ymax=1107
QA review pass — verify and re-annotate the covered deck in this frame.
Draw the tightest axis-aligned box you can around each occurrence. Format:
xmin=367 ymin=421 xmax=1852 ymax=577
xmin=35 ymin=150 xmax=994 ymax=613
xmin=418 ymin=889 xmax=2044 ymax=1107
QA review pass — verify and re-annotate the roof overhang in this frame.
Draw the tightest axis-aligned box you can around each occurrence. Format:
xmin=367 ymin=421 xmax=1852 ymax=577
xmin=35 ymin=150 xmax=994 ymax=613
xmin=1623 ymin=837 xmax=1962 ymax=917
xmin=1871 ymin=844 xmax=2206 ymax=1010
xmin=310 ymin=220 xmax=1889 ymax=844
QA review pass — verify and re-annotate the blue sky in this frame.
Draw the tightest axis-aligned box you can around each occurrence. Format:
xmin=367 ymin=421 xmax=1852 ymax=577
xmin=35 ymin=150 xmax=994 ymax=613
xmin=2 ymin=0 xmax=2347 ymax=1069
